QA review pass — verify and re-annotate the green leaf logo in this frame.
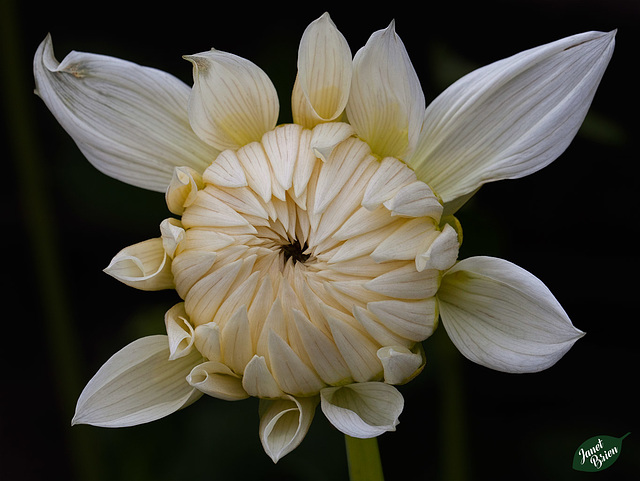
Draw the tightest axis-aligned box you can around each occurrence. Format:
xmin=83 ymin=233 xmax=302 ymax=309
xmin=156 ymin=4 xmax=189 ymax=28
xmin=572 ymin=433 xmax=630 ymax=472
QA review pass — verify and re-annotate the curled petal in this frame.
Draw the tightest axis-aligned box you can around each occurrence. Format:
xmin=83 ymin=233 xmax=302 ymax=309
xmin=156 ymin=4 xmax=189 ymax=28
xmin=347 ymin=22 xmax=425 ymax=159
xmin=165 ymin=303 xmax=195 ymax=360
xmin=34 ymin=35 xmax=216 ymax=192
xmin=292 ymin=12 xmax=352 ymax=128
xmin=194 ymin=322 xmax=222 ymax=362
xmin=377 ymin=345 xmax=425 ymax=385
xmin=73 ymin=335 xmax=202 ymax=427
xmin=186 ymin=360 xmax=249 ymax=401
xmin=160 ymin=218 xmax=185 ymax=258
xmin=103 ymin=238 xmax=174 ymax=290
xmin=409 ymin=30 xmax=616 ymax=204
xmin=416 ymin=223 xmax=460 ymax=272
xmin=166 ymin=166 xmax=204 ymax=215
xmin=437 ymin=256 xmax=585 ymax=373
xmin=184 ymin=49 xmax=278 ymax=151
xmin=320 ymin=382 xmax=403 ymax=438
xmin=259 ymin=395 xmax=319 ymax=463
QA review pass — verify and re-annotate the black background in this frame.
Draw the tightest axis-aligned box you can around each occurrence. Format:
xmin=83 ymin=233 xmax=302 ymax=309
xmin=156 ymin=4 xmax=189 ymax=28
xmin=2 ymin=0 xmax=638 ymax=479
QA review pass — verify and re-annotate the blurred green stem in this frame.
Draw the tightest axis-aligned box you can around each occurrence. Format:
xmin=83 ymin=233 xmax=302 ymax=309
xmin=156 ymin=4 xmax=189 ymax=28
xmin=345 ymin=435 xmax=385 ymax=481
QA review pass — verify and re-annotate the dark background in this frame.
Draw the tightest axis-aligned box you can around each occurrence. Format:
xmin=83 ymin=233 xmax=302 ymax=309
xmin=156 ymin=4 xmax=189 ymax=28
xmin=2 ymin=0 xmax=638 ymax=479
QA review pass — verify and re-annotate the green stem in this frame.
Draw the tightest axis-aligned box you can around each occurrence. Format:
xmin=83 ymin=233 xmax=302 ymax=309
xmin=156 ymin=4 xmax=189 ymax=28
xmin=344 ymin=435 xmax=385 ymax=481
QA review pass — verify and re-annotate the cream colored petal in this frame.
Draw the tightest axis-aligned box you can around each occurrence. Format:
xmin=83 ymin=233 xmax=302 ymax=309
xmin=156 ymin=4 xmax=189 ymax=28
xmin=327 ymin=316 xmax=382 ymax=383
xmin=416 ymin=223 xmax=460 ymax=272
xmin=320 ymin=382 xmax=403 ymax=438
xmin=184 ymin=259 xmax=244 ymax=325
xmin=377 ymin=345 xmax=425 ymax=385
xmin=202 ymin=149 xmax=248 ymax=188
xmin=309 ymin=122 xmax=356 ymax=162
xmin=34 ymin=35 xmax=217 ymax=192
xmin=292 ymin=310 xmax=352 ymax=385
xmin=73 ymin=335 xmax=202 ymax=427
xmin=292 ymin=12 xmax=352 ymax=128
xmin=262 ymin=124 xmax=303 ymax=192
xmin=259 ymin=395 xmax=319 ymax=463
xmin=164 ymin=303 xmax=195 ymax=360
xmin=242 ymin=355 xmax=285 ymax=399
xmin=370 ymin=218 xmax=436 ymax=263
xmin=438 ymin=256 xmax=584 ymax=373
xmin=185 ymin=49 xmax=278 ymax=151
xmin=367 ymin=298 xmax=438 ymax=342
xmin=181 ymin=188 xmax=252 ymax=229
xmin=353 ymin=306 xmax=414 ymax=348
xmin=160 ymin=218 xmax=184 ymax=258
xmin=409 ymin=31 xmax=616 ymax=204
xmin=346 ymin=22 xmax=425 ymax=159
xmin=171 ymin=250 xmax=218 ymax=299
xmin=165 ymin=166 xmax=204 ymax=215
xmin=362 ymin=157 xmax=417 ymax=211
xmin=313 ymin=137 xmax=372 ymax=215
xmin=194 ymin=322 xmax=222 ymax=362
xmin=186 ymin=360 xmax=249 ymax=401
xmin=383 ymin=181 xmax=443 ymax=221
xmin=220 ymin=307 xmax=254 ymax=374
xmin=103 ymin=238 xmax=174 ymax=290
xmin=268 ymin=331 xmax=325 ymax=396
xmin=236 ymin=141 xmax=273 ymax=203
xmin=365 ymin=264 xmax=440 ymax=299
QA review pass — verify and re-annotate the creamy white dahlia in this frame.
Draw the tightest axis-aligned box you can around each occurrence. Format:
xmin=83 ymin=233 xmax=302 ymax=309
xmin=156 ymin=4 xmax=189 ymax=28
xmin=33 ymin=13 xmax=614 ymax=462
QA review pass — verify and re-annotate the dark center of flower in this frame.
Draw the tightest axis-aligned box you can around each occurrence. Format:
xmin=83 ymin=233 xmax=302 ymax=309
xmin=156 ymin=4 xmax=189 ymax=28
xmin=280 ymin=239 xmax=311 ymax=265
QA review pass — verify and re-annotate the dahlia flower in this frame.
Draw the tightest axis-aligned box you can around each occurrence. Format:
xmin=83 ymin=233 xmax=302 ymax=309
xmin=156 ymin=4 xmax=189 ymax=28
xmin=34 ymin=13 xmax=614 ymax=464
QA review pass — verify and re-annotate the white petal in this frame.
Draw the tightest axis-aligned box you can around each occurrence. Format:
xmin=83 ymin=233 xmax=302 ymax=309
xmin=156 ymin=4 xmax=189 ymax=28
xmin=186 ymin=360 xmax=249 ymax=401
xmin=377 ymin=345 xmax=425 ymax=385
xmin=185 ymin=49 xmax=278 ymax=151
xmin=409 ymin=31 xmax=616 ymax=203
xmin=220 ymin=307 xmax=254 ymax=374
xmin=437 ymin=256 xmax=585 ymax=373
xmin=292 ymin=12 xmax=352 ymax=128
xmin=103 ymin=238 xmax=174 ymax=291
xmin=320 ymin=382 xmax=403 ymax=438
xmin=309 ymin=122 xmax=356 ymax=162
xmin=259 ymin=395 xmax=318 ymax=463
xmin=164 ymin=303 xmax=195 ymax=360
xmin=34 ymin=35 xmax=217 ymax=192
xmin=346 ymin=22 xmax=425 ymax=159
xmin=73 ymin=335 xmax=202 ymax=427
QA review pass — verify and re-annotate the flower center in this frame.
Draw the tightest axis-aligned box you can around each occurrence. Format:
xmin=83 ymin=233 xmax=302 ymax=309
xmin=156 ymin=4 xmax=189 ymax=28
xmin=170 ymin=122 xmax=458 ymax=397
xmin=280 ymin=238 xmax=311 ymax=265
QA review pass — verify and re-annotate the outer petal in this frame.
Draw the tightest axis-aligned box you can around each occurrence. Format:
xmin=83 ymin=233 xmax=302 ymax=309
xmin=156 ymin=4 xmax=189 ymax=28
xmin=103 ymin=238 xmax=174 ymax=291
xmin=437 ymin=256 xmax=584 ymax=373
xmin=72 ymin=335 xmax=203 ymax=427
xmin=258 ymin=395 xmax=318 ymax=463
xmin=186 ymin=360 xmax=249 ymax=401
xmin=409 ymin=31 xmax=615 ymax=203
xmin=292 ymin=12 xmax=352 ymax=128
xmin=34 ymin=35 xmax=217 ymax=192
xmin=346 ymin=22 xmax=425 ymax=160
xmin=184 ymin=49 xmax=278 ymax=151
xmin=320 ymin=382 xmax=403 ymax=438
